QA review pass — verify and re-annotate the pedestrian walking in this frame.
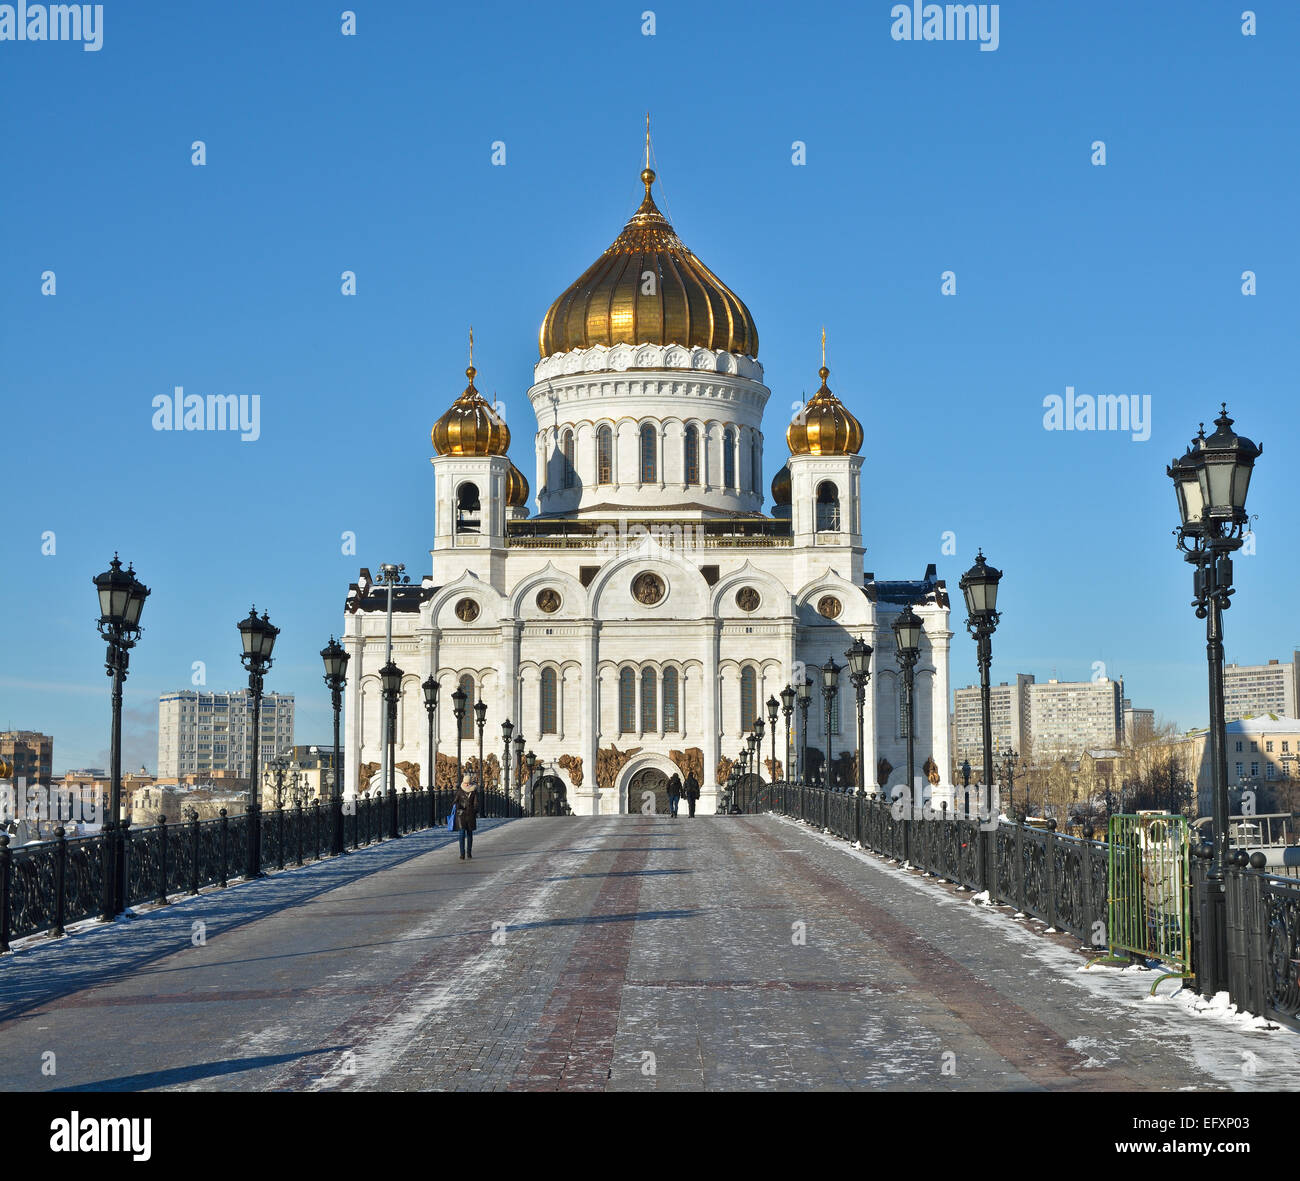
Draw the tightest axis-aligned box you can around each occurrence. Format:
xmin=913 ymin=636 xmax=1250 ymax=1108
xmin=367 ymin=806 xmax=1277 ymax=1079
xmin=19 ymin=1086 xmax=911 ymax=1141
xmin=684 ymin=770 xmax=700 ymax=818
xmin=453 ymin=773 xmax=479 ymax=860
xmin=667 ymin=773 xmax=682 ymax=818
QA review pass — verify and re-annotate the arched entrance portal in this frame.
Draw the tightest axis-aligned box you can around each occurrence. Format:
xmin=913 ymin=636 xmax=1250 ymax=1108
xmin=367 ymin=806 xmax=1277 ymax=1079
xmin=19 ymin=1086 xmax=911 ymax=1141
xmin=530 ymin=774 xmax=568 ymax=816
xmin=627 ymin=766 xmax=670 ymax=816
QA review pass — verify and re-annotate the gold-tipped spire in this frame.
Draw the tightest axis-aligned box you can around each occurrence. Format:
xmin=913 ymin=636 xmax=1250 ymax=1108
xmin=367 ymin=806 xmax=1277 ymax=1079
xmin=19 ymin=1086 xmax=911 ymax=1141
xmin=821 ymin=325 xmax=826 ymax=369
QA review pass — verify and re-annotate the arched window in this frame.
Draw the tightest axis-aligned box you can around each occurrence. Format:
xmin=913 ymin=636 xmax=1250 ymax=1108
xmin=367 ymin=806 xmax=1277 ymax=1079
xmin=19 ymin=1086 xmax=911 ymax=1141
xmin=816 ymin=481 xmax=841 ymax=531
xmin=740 ymin=666 xmax=756 ymax=732
xmin=540 ymin=667 xmax=558 ymax=735
xmin=684 ymin=425 xmax=700 ymax=486
xmin=641 ymin=667 xmax=657 ymax=733
xmin=663 ymin=667 xmax=679 ymax=733
xmin=456 ymin=482 xmax=481 ymax=534
xmin=723 ymin=429 xmax=735 ymax=489
xmin=619 ymin=668 xmax=635 ymax=734
xmin=640 ymin=424 xmax=657 ymax=483
xmin=562 ymin=430 xmax=575 ymax=489
xmin=458 ymin=675 xmax=476 ymax=739
xmin=597 ymin=425 xmax=613 ymax=484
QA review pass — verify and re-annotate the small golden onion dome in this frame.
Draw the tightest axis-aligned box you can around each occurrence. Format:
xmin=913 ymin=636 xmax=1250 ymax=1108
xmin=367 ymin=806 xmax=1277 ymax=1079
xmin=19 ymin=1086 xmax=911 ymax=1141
xmin=771 ymin=463 xmax=791 ymax=505
xmin=539 ymin=167 xmax=758 ymax=359
xmin=786 ymin=366 xmax=863 ymax=456
xmin=505 ymin=461 xmax=529 ymax=508
xmin=431 ymin=366 xmax=511 ymax=456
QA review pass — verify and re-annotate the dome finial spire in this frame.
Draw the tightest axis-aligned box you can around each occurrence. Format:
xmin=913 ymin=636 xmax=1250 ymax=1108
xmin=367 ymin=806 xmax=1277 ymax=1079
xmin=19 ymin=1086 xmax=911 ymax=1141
xmin=641 ymin=112 xmax=656 ymax=195
xmin=465 ymin=325 xmax=476 ymax=388
xmin=821 ymin=325 xmax=826 ymax=370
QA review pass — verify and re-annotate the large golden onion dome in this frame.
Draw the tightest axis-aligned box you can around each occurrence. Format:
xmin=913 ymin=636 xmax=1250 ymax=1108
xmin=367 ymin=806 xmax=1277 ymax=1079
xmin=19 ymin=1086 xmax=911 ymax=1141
xmin=539 ymin=167 xmax=758 ymax=359
xmin=505 ymin=461 xmax=529 ymax=508
xmin=786 ymin=365 xmax=863 ymax=456
xmin=431 ymin=366 xmax=511 ymax=456
xmin=771 ymin=463 xmax=791 ymax=506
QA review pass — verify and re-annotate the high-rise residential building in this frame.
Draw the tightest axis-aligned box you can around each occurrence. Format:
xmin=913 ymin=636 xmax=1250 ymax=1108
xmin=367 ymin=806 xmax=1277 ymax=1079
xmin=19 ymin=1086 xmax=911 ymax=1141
xmin=1027 ymin=678 xmax=1124 ymax=759
xmin=0 ymin=731 xmax=54 ymax=782
xmin=1222 ymin=654 xmax=1300 ymax=722
xmin=1123 ymin=699 xmax=1156 ymax=743
xmin=952 ymin=674 xmax=1034 ymax=778
xmin=157 ymin=691 xmax=294 ymax=779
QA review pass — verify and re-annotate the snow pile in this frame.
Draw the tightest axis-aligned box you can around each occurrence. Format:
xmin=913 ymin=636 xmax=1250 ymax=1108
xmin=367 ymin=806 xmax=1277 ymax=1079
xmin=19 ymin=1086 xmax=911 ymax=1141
xmin=969 ymin=890 xmax=991 ymax=905
xmin=1161 ymin=988 xmax=1279 ymax=1031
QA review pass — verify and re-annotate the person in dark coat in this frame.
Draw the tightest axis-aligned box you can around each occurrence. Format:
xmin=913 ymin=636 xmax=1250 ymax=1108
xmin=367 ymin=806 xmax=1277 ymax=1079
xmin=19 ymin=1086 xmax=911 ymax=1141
xmin=667 ymin=773 xmax=682 ymax=818
xmin=684 ymin=771 xmax=700 ymax=817
xmin=454 ymin=774 xmax=479 ymax=860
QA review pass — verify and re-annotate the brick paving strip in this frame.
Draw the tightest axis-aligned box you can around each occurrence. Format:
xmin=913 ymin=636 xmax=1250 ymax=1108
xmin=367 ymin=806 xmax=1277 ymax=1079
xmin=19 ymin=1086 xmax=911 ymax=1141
xmin=506 ymin=833 xmax=648 ymax=1090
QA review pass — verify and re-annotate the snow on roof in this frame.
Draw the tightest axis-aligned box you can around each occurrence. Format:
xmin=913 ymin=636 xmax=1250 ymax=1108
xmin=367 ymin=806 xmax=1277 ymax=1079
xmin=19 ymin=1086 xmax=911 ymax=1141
xmin=1227 ymin=714 xmax=1300 ymax=734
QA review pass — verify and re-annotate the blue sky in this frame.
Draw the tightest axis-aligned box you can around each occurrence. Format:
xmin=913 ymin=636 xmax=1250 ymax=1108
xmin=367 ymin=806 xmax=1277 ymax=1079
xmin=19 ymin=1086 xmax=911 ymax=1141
xmin=2 ymin=1 xmax=1296 ymax=771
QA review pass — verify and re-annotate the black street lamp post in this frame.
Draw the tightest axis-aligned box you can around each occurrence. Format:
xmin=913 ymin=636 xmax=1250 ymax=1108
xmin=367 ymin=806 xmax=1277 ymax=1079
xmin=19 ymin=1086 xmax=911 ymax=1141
xmin=820 ymin=657 xmax=840 ymax=788
xmin=766 ymin=696 xmax=779 ymax=786
xmin=474 ymin=699 xmax=488 ymax=798
xmin=321 ymin=637 xmax=349 ymax=855
xmin=452 ymin=685 xmax=467 ymax=783
xmin=525 ymin=749 xmax=537 ymax=813
xmin=960 ymin=551 xmax=1003 ymax=880
xmin=846 ymin=636 xmax=873 ymax=795
xmin=513 ymin=732 xmax=525 ymax=804
xmin=892 ymin=606 xmax=922 ymax=818
xmin=780 ymin=684 xmax=795 ymax=787
xmin=501 ymin=719 xmax=514 ymax=813
xmin=380 ymin=661 xmax=402 ymax=839
xmin=422 ymin=675 xmax=439 ymax=828
xmin=797 ymin=677 xmax=812 ymax=784
xmin=239 ymin=606 xmax=280 ymax=879
xmin=1168 ymin=405 xmax=1261 ymax=994
xmin=961 ymin=757 xmax=972 ymax=818
xmin=753 ymin=715 xmax=766 ymax=783
xmin=94 ymin=555 xmax=150 ymax=918
xmin=1002 ymin=749 xmax=1019 ymax=820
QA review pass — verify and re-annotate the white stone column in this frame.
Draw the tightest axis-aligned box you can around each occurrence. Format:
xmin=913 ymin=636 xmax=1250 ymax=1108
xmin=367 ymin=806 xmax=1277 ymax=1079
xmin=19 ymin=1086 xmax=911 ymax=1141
xmin=928 ymin=623 xmax=954 ymax=806
xmin=703 ymin=621 xmax=720 ymax=813
xmin=578 ymin=622 xmax=600 ymax=815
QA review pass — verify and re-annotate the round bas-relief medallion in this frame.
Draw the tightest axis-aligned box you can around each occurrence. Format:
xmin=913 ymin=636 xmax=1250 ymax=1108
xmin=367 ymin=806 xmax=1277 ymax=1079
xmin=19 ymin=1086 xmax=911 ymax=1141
xmin=816 ymin=595 xmax=842 ymax=620
xmin=536 ymin=588 xmax=561 ymax=614
xmin=454 ymin=597 xmax=480 ymax=623
xmin=631 ymin=572 xmax=666 ymax=606
xmin=735 ymin=586 xmax=760 ymax=613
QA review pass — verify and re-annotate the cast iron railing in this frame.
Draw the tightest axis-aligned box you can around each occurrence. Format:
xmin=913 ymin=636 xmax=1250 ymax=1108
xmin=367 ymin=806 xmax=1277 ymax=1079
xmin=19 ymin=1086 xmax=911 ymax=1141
xmin=0 ymin=785 xmax=524 ymax=950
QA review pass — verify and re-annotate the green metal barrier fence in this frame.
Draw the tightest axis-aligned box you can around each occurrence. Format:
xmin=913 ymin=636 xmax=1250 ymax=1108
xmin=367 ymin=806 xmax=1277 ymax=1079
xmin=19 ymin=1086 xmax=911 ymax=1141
xmin=1090 ymin=812 xmax=1192 ymax=993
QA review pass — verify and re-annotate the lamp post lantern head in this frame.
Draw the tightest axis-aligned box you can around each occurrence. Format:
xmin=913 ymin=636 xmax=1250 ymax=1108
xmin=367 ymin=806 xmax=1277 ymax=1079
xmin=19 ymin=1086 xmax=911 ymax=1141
xmin=320 ymin=636 xmax=349 ymax=685
xmin=473 ymin=699 xmax=488 ymax=729
xmin=1179 ymin=405 xmax=1261 ymax=527
xmin=766 ymin=695 xmax=780 ymax=726
xmin=892 ymin=605 xmax=924 ymax=658
xmin=797 ymin=676 xmax=812 ymax=704
xmin=754 ymin=715 xmax=765 ymax=741
xmin=780 ymin=683 xmax=796 ymax=715
xmin=846 ymin=635 xmax=873 ymax=680
xmin=501 ymin=718 xmax=514 ymax=742
xmin=451 ymin=685 xmax=467 ymax=720
xmin=421 ymin=674 xmax=439 ymax=710
xmin=820 ymin=655 xmax=841 ymax=693
xmin=239 ymin=606 xmax=279 ymax=669
xmin=513 ymin=732 xmax=525 ymax=762
xmin=525 ymin=750 xmax=537 ymax=775
xmin=95 ymin=554 xmax=150 ymax=635
xmin=379 ymin=660 xmax=402 ymax=698
xmin=959 ymin=550 xmax=1002 ymax=620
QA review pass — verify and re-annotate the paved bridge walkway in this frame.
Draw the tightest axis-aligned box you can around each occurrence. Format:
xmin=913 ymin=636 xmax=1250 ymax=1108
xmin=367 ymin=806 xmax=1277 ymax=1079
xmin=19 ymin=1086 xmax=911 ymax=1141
xmin=1 ymin=815 xmax=1296 ymax=1091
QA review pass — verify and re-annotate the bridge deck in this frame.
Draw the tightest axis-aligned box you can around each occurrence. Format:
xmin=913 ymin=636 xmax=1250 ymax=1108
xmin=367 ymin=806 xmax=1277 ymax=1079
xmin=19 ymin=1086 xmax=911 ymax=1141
xmin=0 ymin=814 xmax=1295 ymax=1091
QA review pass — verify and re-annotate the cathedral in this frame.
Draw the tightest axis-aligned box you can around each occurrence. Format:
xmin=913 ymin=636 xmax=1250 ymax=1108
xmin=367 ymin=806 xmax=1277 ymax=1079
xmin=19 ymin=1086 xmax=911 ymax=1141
xmin=341 ymin=156 xmax=953 ymax=815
